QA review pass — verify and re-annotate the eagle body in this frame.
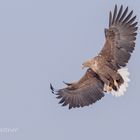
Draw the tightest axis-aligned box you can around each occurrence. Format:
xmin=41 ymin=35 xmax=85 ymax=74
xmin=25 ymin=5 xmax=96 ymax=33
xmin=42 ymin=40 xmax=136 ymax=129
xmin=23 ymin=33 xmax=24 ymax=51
xmin=50 ymin=5 xmax=138 ymax=109
xmin=83 ymin=56 xmax=124 ymax=92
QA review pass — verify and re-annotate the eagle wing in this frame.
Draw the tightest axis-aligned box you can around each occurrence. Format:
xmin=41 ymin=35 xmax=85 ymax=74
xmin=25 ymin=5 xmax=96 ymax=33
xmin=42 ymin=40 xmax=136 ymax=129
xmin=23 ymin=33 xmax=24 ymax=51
xmin=50 ymin=69 xmax=104 ymax=109
xmin=100 ymin=5 xmax=138 ymax=69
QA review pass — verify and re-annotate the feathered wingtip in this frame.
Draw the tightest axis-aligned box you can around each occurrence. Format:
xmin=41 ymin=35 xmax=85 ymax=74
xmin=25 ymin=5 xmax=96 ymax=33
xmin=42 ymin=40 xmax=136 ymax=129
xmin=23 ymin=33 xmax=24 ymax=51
xmin=109 ymin=4 xmax=137 ymax=27
xmin=50 ymin=82 xmax=70 ymax=94
xmin=50 ymin=83 xmax=55 ymax=94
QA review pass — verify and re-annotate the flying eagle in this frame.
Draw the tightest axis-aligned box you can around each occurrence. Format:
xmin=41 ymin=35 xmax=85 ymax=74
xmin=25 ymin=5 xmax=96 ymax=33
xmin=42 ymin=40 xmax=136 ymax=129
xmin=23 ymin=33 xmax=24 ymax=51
xmin=50 ymin=5 xmax=138 ymax=109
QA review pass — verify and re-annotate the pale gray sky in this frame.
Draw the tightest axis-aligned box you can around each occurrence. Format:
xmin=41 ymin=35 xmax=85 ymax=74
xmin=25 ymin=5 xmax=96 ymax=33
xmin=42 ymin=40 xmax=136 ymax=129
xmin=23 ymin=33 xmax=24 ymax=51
xmin=0 ymin=0 xmax=140 ymax=140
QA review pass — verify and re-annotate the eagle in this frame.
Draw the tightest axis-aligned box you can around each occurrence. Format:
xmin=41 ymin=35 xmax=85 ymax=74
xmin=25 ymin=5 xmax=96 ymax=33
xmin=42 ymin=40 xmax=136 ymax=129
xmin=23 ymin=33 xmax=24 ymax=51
xmin=50 ymin=5 xmax=138 ymax=109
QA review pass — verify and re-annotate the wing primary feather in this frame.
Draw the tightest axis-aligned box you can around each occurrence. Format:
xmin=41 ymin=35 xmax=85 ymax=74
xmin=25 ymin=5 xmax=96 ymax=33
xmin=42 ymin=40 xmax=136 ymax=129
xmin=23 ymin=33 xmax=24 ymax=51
xmin=59 ymin=97 xmax=65 ymax=104
xmin=56 ymin=95 xmax=62 ymax=99
xmin=119 ymin=6 xmax=128 ymax=22
xmin=62 ymin=101 xmax=68 ymax=106
xmin=112 ymin=5 xmax=117 ymax=24
xmin=122 ymin=10 xmax=133 ymax=23
xmin=62 ymin=96 xmax=69 ymax=106
xmin=115 ymin=5 xmax=123 ymax=22
xmin=50 ymin=83 xmax=54 ymax=94
xmin=109 ymin=11 xmax=112 ymax=27
xmin=127 ymin=15 xmax=136 ymax=25
xmin=130 ymin=22 xmax=138 ymax=27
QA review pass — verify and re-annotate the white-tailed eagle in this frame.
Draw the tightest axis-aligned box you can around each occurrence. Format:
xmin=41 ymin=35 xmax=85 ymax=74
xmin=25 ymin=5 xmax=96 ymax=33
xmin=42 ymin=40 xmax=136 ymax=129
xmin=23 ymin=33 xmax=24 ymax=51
xmin=50 ymin=5 xmax=138 ymax=109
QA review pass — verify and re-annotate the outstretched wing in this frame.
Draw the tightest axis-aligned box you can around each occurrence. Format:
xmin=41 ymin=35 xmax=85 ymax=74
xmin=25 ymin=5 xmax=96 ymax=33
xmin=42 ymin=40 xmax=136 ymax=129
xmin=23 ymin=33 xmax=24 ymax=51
xmin=100 ymin=5 xmax=138 ymax=69
xmin=51 ymin=69 xmax=105 ymax=109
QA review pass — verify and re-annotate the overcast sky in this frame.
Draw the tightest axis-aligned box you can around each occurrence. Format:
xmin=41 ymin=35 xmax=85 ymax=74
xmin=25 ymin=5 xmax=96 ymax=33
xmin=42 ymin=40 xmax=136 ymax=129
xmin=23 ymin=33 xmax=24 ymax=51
xmin=0 ymin=0 xmax=140 ymax=140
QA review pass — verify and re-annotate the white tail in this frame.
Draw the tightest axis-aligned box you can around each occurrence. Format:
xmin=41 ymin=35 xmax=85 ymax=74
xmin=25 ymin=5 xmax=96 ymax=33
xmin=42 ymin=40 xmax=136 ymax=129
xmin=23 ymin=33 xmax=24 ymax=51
xmin=111 ymin=67 xmax=130 ymax=97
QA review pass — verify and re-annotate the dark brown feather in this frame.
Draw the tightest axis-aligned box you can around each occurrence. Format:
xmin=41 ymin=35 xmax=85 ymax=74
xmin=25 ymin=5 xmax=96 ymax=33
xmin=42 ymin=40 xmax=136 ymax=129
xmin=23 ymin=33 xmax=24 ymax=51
xmin=100 ymin=5 xmax=138 ymax=69
xmin=119 ymin=6 xmax=128 ymax=22
xmin=53 ymin=69 xmax=104 ymax=109
xmin=112 ymin=5 xmax=117 ymax=24
xmin=115 ymin=5 xmax=123 ymax=22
